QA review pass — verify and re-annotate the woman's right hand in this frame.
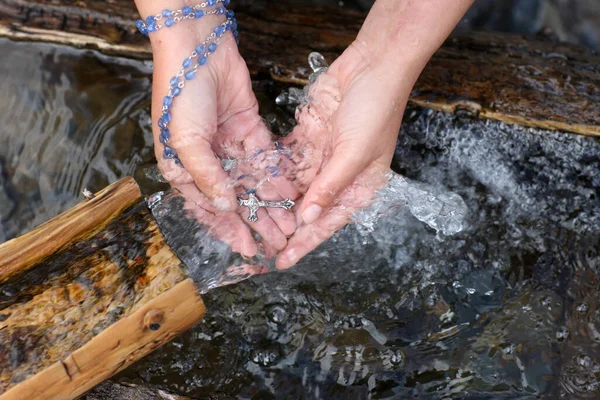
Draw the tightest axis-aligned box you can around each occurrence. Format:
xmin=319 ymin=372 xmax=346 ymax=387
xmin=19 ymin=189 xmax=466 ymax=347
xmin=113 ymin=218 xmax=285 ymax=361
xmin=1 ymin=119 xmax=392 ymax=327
xmin=134 ymin=3 xmax=299 ymax=257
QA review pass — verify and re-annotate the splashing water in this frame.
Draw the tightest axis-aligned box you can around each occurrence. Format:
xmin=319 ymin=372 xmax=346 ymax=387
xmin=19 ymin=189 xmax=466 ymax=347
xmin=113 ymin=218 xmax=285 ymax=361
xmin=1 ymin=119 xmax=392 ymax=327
xmin=146 ymin=52 xmax=467 ymax=293
xmin=353 ymin=173 xmax=467 ymax=236
xmin=4 ymin=39 xmax=600 ymax=399
xmin=147 ymin=164 xmax=467 ymax=293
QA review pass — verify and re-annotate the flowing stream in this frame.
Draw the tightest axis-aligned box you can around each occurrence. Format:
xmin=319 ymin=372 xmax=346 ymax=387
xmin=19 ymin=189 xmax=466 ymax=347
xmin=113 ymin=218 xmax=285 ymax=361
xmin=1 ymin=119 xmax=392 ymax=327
xmin=1 ymin=38 xmax=600 ymax=399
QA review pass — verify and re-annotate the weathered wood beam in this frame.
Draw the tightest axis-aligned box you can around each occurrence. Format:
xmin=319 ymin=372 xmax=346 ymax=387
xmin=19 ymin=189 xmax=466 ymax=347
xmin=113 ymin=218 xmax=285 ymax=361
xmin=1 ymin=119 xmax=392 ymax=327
xmin=0 ymin=0 xmax=598 ymax=136
xmin=0 ymin=177 xmax=205 ymax=399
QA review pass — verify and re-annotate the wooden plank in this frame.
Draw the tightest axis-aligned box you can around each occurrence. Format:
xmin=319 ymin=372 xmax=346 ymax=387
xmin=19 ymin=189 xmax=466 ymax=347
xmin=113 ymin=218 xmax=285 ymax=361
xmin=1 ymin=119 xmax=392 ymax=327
xmin=0 ymin=0 xmax=598 ymax=136
xmin=0 ymin=177 xmax=141 ymax=283
xmin=0 ymin=279 xmax=204 ymax=400
xmin=0 ymin=178 xmax=205 ymax=398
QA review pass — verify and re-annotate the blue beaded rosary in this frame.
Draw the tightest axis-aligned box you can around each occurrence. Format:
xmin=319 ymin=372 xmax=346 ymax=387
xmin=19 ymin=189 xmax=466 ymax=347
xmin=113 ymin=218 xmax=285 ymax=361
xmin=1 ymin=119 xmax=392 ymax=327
xmin=137 ymin=2 xmax=295 ymax=222
xmin=137 ymin=1 xmax=238 ymax=167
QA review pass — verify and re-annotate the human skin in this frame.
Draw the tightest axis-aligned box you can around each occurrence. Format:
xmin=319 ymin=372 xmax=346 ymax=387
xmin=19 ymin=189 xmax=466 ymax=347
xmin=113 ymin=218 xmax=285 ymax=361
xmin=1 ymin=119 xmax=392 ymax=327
xmin=276 ymin=0 xmax=475 ymax=268
xmin=134 ymin=0 xmax=299 ymax=257
xmin=134 ymin=0 xmax=474 ymax=267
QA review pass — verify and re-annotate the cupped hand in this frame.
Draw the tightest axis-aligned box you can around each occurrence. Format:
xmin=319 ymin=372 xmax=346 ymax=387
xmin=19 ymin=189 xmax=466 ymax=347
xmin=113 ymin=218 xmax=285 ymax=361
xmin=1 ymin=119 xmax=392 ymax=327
xmin=276 ymin=43 xmax=418 ymax=269
xmin=148 ymin=17 xmax=298 ymax=256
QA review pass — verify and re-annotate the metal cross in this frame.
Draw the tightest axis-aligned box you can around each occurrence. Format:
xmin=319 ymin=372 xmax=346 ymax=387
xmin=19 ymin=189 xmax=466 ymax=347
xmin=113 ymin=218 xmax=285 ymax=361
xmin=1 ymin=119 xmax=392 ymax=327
xmin=238 ymin=192 xmax=295 ymax=222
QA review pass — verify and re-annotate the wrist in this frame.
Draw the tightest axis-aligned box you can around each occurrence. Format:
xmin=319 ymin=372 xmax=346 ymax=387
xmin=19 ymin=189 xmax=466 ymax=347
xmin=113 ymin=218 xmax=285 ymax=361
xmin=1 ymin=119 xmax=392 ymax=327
xmin=149 ymin=15 xmax=228 ymax=61
xmin=133 ymin=1 xmax=229 ymax=58
xmin=355 ymin=0 xmax=474 ymax=76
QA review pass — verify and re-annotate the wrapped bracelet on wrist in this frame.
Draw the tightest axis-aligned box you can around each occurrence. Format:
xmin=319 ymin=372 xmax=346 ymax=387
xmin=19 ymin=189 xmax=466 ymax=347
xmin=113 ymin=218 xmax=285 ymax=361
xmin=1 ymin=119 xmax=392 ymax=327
xmin=137 ymin=1 xmax=238 ymax=167
xmin=136 ymin=0 xmax=232 ymax=34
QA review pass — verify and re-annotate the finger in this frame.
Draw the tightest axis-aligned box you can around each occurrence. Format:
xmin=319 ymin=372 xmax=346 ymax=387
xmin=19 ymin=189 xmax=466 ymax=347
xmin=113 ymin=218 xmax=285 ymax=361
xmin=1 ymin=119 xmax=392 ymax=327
xmin=177 ymin=183 xmax=258 ymax=257
xmin=238 ymin=203 xmax=288 ymax=251
xmin=261 ymin=240 xmax=278 ymax=261
xmin=276 ymin=206 xmax=352 ymax=270
xmin=174 ymin=133 xmax=238 ymax=212
xmin=300 ymin=147 xmax=370 ymax=225
xmin=230 ymin=120 xmax=299 ymax=237
xmin=219 ymin=263 xmax=270 ymax=288
xmin=254 ymin=180 xmax=297 ymax=236
xmin=240 ymin=121 xmax=301 ymax=200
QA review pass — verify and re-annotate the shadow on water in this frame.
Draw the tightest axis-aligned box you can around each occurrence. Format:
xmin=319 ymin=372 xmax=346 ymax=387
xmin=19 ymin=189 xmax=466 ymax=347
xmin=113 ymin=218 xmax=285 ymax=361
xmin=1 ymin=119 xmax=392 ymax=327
xmin=1 ymin=37 xmax=600 ymax=399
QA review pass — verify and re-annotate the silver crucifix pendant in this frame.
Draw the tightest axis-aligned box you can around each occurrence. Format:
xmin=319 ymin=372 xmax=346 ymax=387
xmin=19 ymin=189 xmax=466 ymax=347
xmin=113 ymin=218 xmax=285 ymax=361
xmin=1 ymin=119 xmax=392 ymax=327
xmin=238 ymin=192 xmax=295 ymax=222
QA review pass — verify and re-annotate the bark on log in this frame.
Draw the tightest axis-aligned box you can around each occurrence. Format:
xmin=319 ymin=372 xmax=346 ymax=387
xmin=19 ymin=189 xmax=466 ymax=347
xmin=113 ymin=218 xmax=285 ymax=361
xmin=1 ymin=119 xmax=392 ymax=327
xmin=0 ymin=0 xmax=598 ymax=136
xmin=0 ymin=177 xmax=205 ymax=399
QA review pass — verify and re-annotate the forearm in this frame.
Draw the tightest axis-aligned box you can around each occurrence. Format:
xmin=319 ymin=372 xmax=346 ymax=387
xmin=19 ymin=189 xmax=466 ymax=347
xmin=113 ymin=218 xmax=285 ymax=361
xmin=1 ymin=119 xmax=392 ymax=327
xmin=356 ymin=0 xmax=473 ymax=78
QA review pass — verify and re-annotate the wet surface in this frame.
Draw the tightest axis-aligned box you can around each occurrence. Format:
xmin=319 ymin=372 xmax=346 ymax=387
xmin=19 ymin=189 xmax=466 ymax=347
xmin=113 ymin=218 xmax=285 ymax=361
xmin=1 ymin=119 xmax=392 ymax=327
xmin=2 ymin=36 xmax=600 ymax=400
xmin=0 ymin=38 xmax=156 ymax=243
xmin=117 ymin=105 xmax=600 ymax=399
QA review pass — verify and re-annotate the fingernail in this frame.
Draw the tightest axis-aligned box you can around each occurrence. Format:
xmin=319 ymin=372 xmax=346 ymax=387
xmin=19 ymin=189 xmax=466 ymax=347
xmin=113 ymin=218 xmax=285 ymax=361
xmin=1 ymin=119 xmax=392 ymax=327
xmin=213 ymin=197 xmax=232 ymax=212
xmin=302 ymin=204 xmax=322 ymax=225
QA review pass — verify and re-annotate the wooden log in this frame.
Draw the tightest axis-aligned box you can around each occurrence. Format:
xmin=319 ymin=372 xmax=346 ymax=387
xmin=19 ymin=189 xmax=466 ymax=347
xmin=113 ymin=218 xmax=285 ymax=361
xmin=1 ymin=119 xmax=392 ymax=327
xmin=0 ymin=177 xmax=206 ymax=399
xmin=0 ymin=0 xmax=599 ymax=136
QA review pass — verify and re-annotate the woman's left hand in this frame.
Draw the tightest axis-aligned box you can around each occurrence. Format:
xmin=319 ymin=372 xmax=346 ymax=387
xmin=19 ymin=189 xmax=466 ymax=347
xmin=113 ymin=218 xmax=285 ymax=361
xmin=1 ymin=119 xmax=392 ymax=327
xmin=275 ymin=42 xmax=408 ymax=269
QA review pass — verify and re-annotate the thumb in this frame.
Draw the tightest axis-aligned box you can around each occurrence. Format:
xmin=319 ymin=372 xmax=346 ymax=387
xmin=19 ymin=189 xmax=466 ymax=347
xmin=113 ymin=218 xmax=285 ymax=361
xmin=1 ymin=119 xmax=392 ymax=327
xmin=300 ymin=148 xmax=369 ymax=225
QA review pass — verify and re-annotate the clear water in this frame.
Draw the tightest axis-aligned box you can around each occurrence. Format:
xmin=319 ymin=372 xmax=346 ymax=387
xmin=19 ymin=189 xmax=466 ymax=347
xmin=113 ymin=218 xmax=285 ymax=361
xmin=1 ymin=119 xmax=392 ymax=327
xmin=0 ymin=38 xmax=157 ymax=243
xmin=124 ymin=106 xmax=600 ymax=399
xmin=2 ymin=39 xmax=600 ymax=399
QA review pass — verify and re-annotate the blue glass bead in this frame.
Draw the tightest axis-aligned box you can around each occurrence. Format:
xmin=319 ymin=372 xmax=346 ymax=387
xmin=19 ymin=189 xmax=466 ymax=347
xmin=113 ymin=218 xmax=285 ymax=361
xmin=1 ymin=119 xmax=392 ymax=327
xmin=163 ymin=112 xmax=172 ymax=123
xmin=227 ymin=10 xmax=235 ymax=18
xmin=163 ymin=146 xmax=176 ymax=159
xmin=246 ymin=189 xmax=255 ymax=195
xmin=145 ymin=16 xmax=156 ymax=25
xmin=195 ymin=45 xmax=206 ymax=54
xmin=194 ymin=10 xmax=205 ymax=18
xmin=172 ymin=87 xmax=181 ymax=96
xmin=163 ymin=96 xmax=173 ymax=107
xmin=216 ymin=6 xmax=226 ymax=14
xmin=223 ymin=0 xmax=231 ymax=5
xmin=198 ymin=56 xmax=208 ymax=65
xmin=182 ymin=6 xmax=193 ymax=15
xmin=158 ymin=117 xmax=166 ymax=128
xmin=232 ymin=20 xmax=238 ymax=30
xmin=159 ymin=132 xmax=167 ymax=145
xmin=170 ymin=77 xmax=178 ymax=86
xmin=185 ymin=71 xmax=195 ymax=80
xmin=159 ymin=129 xmax=170 ymax=145
xmin=267 ymin=166 xmax=280 ymax=176
xmin=135 ymin=20 xmax=145 ymax=30
xmin=162 ymin=9 xmax=173 ymax=17
xmin=139 ymin=26 xmax=148 ymax=35
xmin=235 ymin=38 xmax=239 ymax=45
xmin=183 ymin=58 xmax=192 ymax=68
xmin=208 ymin=43 xmax=217 ymax=53
xmin=208 ymin=0 xmax=217 ymax=6
xmin=165 ymin=18 xmax=175 ymax=27
xmin=214 ymin=26 xmax=225 ymax=37
xmin=174 ymin=157 xmax=183 ymax=167
xmin=146 ymin=24 xmax=157 ymax=33
xmin=233 ymin=30 xmax=239 ymax=38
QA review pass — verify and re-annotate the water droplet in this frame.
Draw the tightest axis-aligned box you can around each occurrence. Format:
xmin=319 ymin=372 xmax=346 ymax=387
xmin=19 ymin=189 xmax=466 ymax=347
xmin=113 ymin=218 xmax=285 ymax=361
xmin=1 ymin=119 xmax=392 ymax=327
xmin=146 ymin=191 xmax=164 ymax=209
xmin=308 ymin=52 xmax=329 ymax=73
xmin=557 ymin=326 xmax=570 ymax=341
xmin=576 ymin=302 xmax=589 ymax=313
xmin=268 ymin=305 xmax=288 ymax=325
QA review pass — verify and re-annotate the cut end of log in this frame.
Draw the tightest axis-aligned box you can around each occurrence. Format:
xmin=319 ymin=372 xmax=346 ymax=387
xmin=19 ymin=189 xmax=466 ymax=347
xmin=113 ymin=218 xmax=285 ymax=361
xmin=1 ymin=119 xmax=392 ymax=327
xmin=0 ymin=178 xmax=205 ymax=399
